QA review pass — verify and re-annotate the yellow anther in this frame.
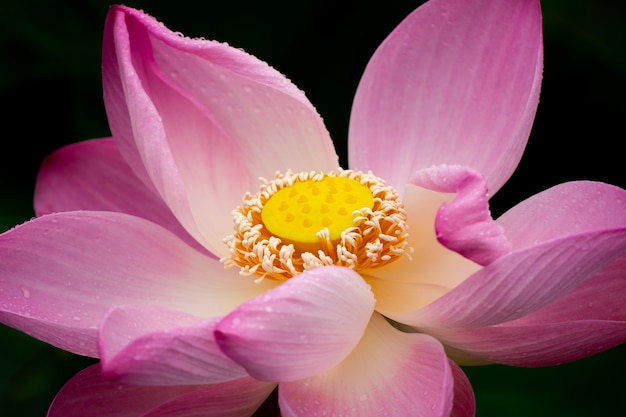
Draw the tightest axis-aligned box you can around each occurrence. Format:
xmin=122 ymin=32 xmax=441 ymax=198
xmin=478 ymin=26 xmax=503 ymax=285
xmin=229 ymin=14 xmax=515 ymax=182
xmin=222 ymin=169 xmax=410 ymax=281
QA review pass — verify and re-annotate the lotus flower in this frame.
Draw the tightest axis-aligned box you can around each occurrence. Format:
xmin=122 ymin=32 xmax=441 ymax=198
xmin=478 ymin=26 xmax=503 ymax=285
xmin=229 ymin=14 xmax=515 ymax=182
xmin=1 ymin=0 xmax=625 ymax=416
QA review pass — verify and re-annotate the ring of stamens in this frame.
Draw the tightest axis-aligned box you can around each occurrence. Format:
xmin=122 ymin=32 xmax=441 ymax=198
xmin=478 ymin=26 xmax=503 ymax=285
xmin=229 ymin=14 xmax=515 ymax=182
xmin=221 ymin=169 xmax=409 ymax=281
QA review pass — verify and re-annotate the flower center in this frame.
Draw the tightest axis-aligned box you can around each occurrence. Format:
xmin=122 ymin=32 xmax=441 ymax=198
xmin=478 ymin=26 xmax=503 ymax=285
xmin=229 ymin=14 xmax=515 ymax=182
xmin=222 ymin=169 xmax=409 ymax=281
xmin=261 ymin=176 xmax=374 ymax=245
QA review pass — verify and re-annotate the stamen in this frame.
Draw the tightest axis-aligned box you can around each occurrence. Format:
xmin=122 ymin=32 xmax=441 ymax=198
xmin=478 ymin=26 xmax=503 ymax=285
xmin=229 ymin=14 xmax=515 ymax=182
xmin=221 ymin=169 xmax=409 ymax=281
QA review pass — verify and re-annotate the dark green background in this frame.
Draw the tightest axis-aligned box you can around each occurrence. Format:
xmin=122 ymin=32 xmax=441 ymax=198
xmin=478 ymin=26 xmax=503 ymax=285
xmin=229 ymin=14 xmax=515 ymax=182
xmin=1 ymin=0 xmax=624 ymax=416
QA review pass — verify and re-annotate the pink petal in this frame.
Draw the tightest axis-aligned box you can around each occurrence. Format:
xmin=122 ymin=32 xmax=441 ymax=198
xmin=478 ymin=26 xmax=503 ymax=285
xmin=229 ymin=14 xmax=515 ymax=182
xmin=34 ymin=138 xmax=207 ymax=254
xmin=412 ymin=165 xmax=511 ymax=265
xmin=278 ymin=313 xmax=454 ymax=417
xmin=215 ymin=266 xmax=375 ymax=382
xmin=515 ymin=254 xmax=626 ymax=324
xmin=0 ymin=212 xmax=273 ymax=357
xmin=100 ymin=305 xmax=246 ymax=385
xmin=349 ymin=0 xmax=543 ymax=194
xmin=141 ymin=379 xmax=274 ymax=417
xmin=412 ymin=181 xmax=626 ymax=366
xmin=397 ymin=228 xmax=626 ymax=328
xmin=48 ymin=365 xmax=275 ymax=417
xmin=497 ymin=181 xmax=626 ymax=249
xmin=431 ymin=319 xmax=626 ymax=368
xmin=103 ymin=6 xmax=338 ymax=256
xmin=429 ymin=255 xmax=626 ymax=367
xmin=449 ymin=360 xmax=476 ymax=417
xmin=364 ymin=181 xmax=481 ymax=315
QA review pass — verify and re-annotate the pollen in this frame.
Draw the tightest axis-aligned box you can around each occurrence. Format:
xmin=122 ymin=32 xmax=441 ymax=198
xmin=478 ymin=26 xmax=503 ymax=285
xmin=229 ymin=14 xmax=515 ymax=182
xmin=221 ymin=169 xmax=409 ymax=281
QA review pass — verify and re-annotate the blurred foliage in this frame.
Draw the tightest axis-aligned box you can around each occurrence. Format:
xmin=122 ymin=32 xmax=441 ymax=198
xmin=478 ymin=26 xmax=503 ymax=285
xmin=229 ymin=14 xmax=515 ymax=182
xmin=1 ymin=0 xmax=624 ymax=416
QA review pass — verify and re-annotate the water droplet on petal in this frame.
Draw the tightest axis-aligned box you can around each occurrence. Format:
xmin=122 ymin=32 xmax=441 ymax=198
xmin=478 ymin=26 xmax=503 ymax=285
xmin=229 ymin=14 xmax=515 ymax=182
xmin=20 ymin=287 xmax=30 ymax=299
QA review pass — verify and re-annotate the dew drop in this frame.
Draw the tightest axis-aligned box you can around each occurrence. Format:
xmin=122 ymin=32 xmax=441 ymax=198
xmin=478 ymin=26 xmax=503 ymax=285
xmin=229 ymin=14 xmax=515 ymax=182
xmin=20 ymin=287 xmax=31 ymax=299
